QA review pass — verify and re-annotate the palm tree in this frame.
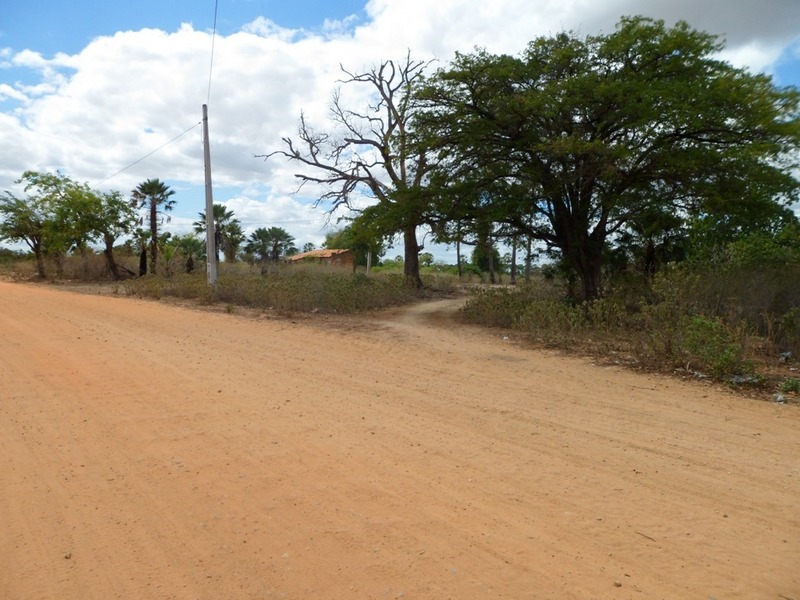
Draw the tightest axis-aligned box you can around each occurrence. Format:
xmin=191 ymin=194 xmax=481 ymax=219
xmin=132 ymin=228 xmax=149 ymax=276
xmin=131 ymin=178 xmax=176 ymax=274
xmin=167 ymin=233 xmax=206 ymax=274
xmin=222 ymin=222 xmax=245 ymax=263
xmin=193 ymin=203 xmax=241 ymax=263
xmin=245 ymin=226 xmax=296 ymax=263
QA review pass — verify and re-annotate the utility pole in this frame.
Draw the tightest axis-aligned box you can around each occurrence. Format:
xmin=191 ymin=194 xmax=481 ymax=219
xmin=202 ymin=104 xmax=217 ymax=286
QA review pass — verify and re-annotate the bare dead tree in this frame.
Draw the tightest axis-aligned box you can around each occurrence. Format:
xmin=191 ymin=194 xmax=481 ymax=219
xmin=260 ymin=53 xmax=435 ymax=288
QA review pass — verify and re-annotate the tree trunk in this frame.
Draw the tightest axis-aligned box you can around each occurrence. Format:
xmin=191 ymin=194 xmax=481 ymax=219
xmin=139 ymin=248 xmax=148 ymax=276
xmin=644 ymin=238 xmax=657 ymax=276
xmin=485 ymin=235 xmax=496 ymax=284
xmin=54 ymin=252 xmax=64 ymax=278
xmin=580 ymin=266 xmax=601 ymax=301
xmin=524 ymin=236 xmax=533 ymax=282
xmin=402 ymin=226 xmax=423 ymax=288
xmin=79 ymin=245 xmax=90 ymax=277
xmin=34 ymin=247 xmax=46 ymax=278
xmin=510 ymin=240 xmax=517 ymax=285
xmin=149 ymin=201 xmax=158 ymax=275
xmin=103 ymin=237 xmax=121 ymax=280
xmin=487 ymin=248 xmax=496 ymax=284
xmin=559 ymin=221 xmax=605 ymax=301
xmin=570 ymin=251 xmax=603 ymax=302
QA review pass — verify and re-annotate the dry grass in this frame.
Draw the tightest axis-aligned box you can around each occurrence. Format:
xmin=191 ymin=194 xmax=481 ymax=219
xmin=122 ymin=262 xmax=458 ymax=314
xmin=461 ymin=267 xmax=800 ymax=395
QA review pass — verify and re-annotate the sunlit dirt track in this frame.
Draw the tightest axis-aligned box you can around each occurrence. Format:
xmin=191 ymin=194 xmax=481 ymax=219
xmin=1 ymin=280 xmax=798 ymax=599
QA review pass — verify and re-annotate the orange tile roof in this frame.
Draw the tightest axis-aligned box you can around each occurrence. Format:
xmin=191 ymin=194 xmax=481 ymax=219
xmin=288 ymin=248 xmax=351 ymax=261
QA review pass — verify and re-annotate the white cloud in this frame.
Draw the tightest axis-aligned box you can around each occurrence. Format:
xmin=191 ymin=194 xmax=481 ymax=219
xmin=241 ymin=17 xmax=302 ymax=42
xmin=719 ymin=41 xmax=789 ymax=76
xmin=1 ymin=0 xmax=799 ymax=256
xmin=0 ymin=83 xmax=27 ymax=103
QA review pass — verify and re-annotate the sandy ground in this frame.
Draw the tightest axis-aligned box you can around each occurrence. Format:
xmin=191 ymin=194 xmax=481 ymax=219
xmin=0 ymin=280 xmax=798 ymax=600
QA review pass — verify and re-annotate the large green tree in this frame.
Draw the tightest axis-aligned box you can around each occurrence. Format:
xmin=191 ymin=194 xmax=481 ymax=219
xmin=324 ymin=222 xmax=385 ymax=270
xmin=264 ymin=54 xmax=435 ymax=288
xmin=0 ymin=187 xmax=50 ymax=278
xmin=1 ymin=171 xmax=137 ymax=279
xmin=419 ymin=17 xmax=800 ymax=300
xmin=12 ymin=171 xmax=95 ymax=276
xmin=131 ymin=178 xmax=176 ymax=275
xmin=93 ymin=190 xmax=137 ymax=279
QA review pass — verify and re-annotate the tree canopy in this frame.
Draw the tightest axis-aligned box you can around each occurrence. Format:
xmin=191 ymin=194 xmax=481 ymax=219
xmin=418 ymin=16 xmax=800 ymax=299
xmin=245 ymin=226 xmax=297 ymax=262
xmin=324 ymin=223 xmax=386 ymax=269
xmin=0 ymin=171 xmax=136 ymax=279
xmin=193 ymin=203 xmax=243 ymax=263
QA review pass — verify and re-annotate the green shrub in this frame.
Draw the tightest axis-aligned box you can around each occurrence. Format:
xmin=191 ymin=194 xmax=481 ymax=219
xmin=584 ymin=297 xmax=628 ymax=333
xmin=517 ymin=299 xmax=585 ymax=337
xmin=779 ymin=377 xmax=800 ymax=393
xmin=679 ymin=315 xmax=752 ymax=378
xmin=462 ymin=286 xmax=532 ymax=328
xmin=779 ymin=307 xmax=800 ymax=355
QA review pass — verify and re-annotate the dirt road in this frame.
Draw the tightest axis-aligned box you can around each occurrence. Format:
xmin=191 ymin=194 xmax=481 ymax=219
xmin=1 ymin=280 xmax=798 ymax=599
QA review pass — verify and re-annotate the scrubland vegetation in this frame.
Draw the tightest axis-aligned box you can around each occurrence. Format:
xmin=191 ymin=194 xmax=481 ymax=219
xmin=2 ymin=240 xmax=798 ymax=398
xmin=465 ymin=265 xmax=799 ymax=385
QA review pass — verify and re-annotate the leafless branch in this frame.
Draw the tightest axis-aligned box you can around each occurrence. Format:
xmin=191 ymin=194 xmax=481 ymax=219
xmin=258 ymin=52 xmax=436 ymax=228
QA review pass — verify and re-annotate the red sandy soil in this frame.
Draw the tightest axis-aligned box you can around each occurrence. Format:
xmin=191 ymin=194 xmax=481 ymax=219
xmin=0 ymin=280 xmax=798 ymax=599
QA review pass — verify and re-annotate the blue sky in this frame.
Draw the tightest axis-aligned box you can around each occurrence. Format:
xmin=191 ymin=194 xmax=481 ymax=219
xmin=1 ymin=1 xmax=799 ymax=258
xmin=2 ymin=1 xmax=367 ymax=55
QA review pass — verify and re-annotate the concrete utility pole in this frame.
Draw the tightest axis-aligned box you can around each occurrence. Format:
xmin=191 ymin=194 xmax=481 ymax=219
xmin=202 ymin=104 xmax=217 ymax=286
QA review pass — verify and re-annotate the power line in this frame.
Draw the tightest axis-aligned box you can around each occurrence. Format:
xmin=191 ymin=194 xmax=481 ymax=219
xmin=235 ymin=219 xmax=322 ymax=226
xmin=207 ymin=0 xmax=219 ymax=106
xmin=92 ymin=121 xmax=201 ymax=188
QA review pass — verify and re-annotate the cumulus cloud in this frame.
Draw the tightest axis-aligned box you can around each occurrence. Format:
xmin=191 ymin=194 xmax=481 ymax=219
xmin=1 ymin=0 xmax=798 ymax=250
xmin=0 ymin=83 xmax=27 ymax=103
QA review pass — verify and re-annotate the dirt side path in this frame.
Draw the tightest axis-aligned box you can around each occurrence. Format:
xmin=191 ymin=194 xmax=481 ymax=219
xmin=1 ymin=281 xmax=798 ymax=600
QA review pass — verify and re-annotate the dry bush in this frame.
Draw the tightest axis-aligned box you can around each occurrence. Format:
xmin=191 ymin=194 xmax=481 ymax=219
xmin=462 ymin=264 xmax=798 ymax=384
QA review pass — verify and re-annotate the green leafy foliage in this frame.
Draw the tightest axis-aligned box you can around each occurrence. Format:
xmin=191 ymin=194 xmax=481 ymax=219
xmin=244 ymin=227 xmax=297 ymax=263
xmin=324 ymin=224 xmax=384 ymax=268
xmin=193 ymin=203 xmax=242 ymax=263
xmin=1 ymin=171 xmax=138 ymax=279
xmin=680 ymin=316 xmax=751 ymax=378
xmin=780 ymin=377 xmax=800 ymax=394
xmin=419 ymin=16 xmax=800 ymax=300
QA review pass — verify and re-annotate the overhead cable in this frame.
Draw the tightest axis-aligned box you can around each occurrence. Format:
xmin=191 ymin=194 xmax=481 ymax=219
xmin=92 ymin=121 xmax=202 ymax=188
xmin=207 ymin=0 xmax=219 ymax=106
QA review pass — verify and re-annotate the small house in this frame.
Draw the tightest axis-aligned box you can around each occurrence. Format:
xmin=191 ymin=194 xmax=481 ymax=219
xmin=288 ymin=248 xmax=355 ymax=270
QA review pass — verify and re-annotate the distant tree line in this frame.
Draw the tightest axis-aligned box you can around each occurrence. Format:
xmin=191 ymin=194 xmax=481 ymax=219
xmin=0 ymin=172 xmax=311 ymax=279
